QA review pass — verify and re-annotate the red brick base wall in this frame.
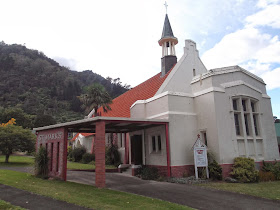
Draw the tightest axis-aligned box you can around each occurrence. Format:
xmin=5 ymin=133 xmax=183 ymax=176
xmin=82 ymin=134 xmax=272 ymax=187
xmin=36 ymin=127 xmax=67 ymax=180
xmin=145 ymin=161 xmax=280 ymax=178
xmin=220 ymin=164 xmax=233 ymax=178
xmin=146 ymin=165 xmax=195 ymax=177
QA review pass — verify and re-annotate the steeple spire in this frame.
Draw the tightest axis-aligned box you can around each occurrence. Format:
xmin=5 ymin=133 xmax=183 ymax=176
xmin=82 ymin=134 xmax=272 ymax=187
xmin=158 ymin=12 xmax=178 ymax=76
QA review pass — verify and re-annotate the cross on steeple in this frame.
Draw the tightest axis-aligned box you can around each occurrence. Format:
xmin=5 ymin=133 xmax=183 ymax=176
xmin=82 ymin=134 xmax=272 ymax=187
xmin=164 ymin=1 xmax=168 ymax=14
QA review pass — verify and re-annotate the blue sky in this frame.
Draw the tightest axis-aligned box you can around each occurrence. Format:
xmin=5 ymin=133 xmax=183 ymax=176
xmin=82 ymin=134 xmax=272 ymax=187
xmin=0 ymin=0 xmax=279 ymax=117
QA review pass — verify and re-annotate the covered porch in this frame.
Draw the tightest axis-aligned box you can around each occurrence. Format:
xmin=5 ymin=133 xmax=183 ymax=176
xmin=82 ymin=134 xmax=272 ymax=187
xmin=34 ymin=117 xmax=170 ymax=188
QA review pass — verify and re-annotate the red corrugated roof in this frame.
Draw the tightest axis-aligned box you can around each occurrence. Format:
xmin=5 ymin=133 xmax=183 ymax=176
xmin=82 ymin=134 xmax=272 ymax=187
xmin=97 ymin=69 xmax=172 ymax=118
xmin=70 ymin=133 xmax=95 ymax=141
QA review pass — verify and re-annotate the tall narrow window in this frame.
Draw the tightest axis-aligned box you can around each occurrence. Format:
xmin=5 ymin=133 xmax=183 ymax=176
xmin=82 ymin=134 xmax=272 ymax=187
xmin=203 ymin=132 xmax=208 ymax=146
xmin=253 ymin=115 xmax=259 ymax=136
xmin=234 ymin=114 xmax=241 ymax=135
xmin=244 ymin=114 xmax=250 ymax=135
xmin=158 ymin=135 xmax=162 ymax=151
xmin=242 ymin=99 xmax=247 ymax=111
xmin=193 ymin=69 xmax=196 ymax=77
xmin=152 ymin=136 xmax=156 ymax=152
xmin=233 ymin=99 xmax=238 ymax=111
xmin=251 ymin=101 xmax=256 ymax=112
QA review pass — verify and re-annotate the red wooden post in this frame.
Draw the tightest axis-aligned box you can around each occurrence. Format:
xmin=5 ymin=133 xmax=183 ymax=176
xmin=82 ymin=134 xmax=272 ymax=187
xmin=165 ymin=123 xmax=171 ymax=177
xmin=95 ymin=121 xmax=106 ymax=188
xmin=62 ymin=128 xmax=68 ymax=181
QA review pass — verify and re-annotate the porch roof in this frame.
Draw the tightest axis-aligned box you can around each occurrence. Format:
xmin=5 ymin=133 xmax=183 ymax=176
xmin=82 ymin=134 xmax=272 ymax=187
xmin=33 ymin=116 xmax=169 ymax=133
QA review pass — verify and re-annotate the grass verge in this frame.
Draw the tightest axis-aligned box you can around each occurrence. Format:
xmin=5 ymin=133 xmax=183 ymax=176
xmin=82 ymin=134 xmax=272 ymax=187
xmin=0 ymin=155 xmax=34 ymax=167
xmin=67 ymin=161 xmax=116 ymax=170
xmin=199 ymin=181 xmax=280 ymax=200
xmin=0 ymin=155 xmax=116 ymax=170
xmin=0 ymin=199 xmax=26 ymax=210
xmin=0 ymin=170 xmax=192 ymax=210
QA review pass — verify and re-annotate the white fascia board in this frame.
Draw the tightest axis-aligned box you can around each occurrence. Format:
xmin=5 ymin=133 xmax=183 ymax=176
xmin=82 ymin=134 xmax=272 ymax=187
xmin=130 ymin=91 xmax=194 ymax=109
xmin=193 ymin=87 xmax=225 ymax=97
xmin=191 ymin=65 xmax=265 ymax=84
xmin=220 ymin=80 xmax=263 ymax=94
xmin=262 ymin=94 xmax=271 ymax=99
xmin=147 ymin=111 xmax=197 ymax=119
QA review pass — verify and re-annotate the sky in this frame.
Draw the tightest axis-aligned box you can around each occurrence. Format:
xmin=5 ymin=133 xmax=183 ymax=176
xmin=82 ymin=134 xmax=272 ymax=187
xmin=0 ymin=0 xmax=280 ymax=117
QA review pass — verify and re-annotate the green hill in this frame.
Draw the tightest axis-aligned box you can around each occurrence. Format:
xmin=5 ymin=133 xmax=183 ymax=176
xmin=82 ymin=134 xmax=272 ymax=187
xmin=0 ymin=41 xmax=129 ymax=124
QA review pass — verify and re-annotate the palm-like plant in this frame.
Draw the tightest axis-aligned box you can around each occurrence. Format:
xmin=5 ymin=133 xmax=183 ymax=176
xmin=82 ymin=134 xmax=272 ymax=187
xmin=78 ymin=83 xmax=112 ymax=116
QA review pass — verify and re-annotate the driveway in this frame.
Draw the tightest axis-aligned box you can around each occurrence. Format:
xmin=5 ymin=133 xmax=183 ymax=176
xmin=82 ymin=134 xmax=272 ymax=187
xmin=68 ymin=170 xmax=280 ymax=210
xmin=2 ymin=167 xmax=280 ymax=210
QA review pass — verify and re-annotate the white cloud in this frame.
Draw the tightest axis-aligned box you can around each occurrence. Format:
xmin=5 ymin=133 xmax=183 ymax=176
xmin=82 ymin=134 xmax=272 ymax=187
xmin=201 ymin=1 xmax=280 ymax=90
xmin=261 ymin=67 xmax=280 ymax=90
xmin=257 ymin=0 xmax=280 ymax=8
xmin=246 ymin=5 xmax=280 ymax=28
xmin=201 ymin=27 xmax=273 ymax=69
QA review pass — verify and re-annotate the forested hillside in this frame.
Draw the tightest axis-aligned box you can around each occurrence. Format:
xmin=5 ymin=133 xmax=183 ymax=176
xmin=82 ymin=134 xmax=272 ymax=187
xmin=0 ymin=41 xmax=129 ymax=124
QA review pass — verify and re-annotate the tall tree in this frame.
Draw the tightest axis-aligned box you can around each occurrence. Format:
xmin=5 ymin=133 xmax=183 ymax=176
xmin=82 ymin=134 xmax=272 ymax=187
xmin=78 ymin=83 xmax=112 ymax=116
xmin=0 ymin=119 xmax=35 ymax=163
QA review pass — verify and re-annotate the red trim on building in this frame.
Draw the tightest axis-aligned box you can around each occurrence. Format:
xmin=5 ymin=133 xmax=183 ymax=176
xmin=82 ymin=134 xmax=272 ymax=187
xmin=165 ymin=123 xmax=171 ymax=177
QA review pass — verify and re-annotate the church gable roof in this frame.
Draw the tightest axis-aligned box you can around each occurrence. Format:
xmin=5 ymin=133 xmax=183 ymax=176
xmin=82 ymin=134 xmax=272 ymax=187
xmin=97 ymin=70 xmax=172 ymax=118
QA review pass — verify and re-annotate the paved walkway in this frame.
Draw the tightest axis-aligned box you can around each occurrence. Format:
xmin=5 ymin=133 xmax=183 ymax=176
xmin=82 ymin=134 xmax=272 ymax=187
xmin=68 ymin=170 xmax=280 ymax=210
xmin=2 ymin=166 xmax=280 ymax=210
xmin=0 ymin=184 xmax=88 ymax=210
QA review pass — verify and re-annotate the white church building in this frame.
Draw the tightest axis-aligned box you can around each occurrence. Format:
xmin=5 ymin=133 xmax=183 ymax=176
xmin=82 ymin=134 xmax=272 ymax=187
xmin=74 ymin=14 xmax=280 ymax=177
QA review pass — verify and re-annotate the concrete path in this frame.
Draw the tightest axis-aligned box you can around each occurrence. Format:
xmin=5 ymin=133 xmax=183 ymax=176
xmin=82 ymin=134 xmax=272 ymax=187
xmin=68 ymin=170 xmax=280 ymax=210
xmin=0 ymin=184 xmax=88 ymax=210
xmin=2 ymin=166 xmax=280 ymax=210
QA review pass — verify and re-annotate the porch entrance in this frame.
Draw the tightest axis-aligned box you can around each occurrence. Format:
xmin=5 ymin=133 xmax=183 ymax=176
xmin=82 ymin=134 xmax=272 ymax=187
xmin=131 ymin=135 xmax=142 ymax=165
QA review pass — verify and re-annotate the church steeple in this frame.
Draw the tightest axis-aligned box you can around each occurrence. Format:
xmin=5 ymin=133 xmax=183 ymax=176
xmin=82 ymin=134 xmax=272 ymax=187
xmin=159 ymin=13 xmax=178 ymax=76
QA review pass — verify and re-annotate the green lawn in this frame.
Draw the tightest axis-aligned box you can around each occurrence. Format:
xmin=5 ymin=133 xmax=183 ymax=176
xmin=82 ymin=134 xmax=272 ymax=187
xmin=67 ymin=161 xmax=116 ymax=170
xmin=0 ymin=170 xmax=192 ymax=210
xmin=0 ymin=199 xmax=26 ymax=210
xmin=200 ymin=181 xmax=280 ymax=200
xmin=0 ymin=155 xmax=116 ymax=170
xmin=0 ymin=155 xmax=34 ymax=167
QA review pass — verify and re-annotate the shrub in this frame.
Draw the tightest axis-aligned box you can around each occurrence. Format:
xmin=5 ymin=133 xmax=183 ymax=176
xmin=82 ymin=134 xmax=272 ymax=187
xmin=105 ymin=144 xmax=121 ymax=167
xmin=208 ymin=160 xmax=223 ymax=180
xmin=259 ymin=171 xmax=276 ymax=182
xmin=34 ymin=147 xmax=49 ymax=178
xmin=139 ymin=166 xmax=159 ymax=180
xmin=71 ymin=146 xmax=87 ymax=162
xmin=262 ymin=161 xmax=274 ymax=172
xmin=67 ymin=146 xmax=73 ymax=161
xmin=82 ymin=153 xmax=95 ymax=164
xmin=272 ymin=162 xmax=280 ymax=180
xmin=230 ymin=157 xmax=259 ymax=183
xmin=260 ymin=161 xmax=280 ymax=181
xmin=207 ymin=152 xmax=222 ymax=180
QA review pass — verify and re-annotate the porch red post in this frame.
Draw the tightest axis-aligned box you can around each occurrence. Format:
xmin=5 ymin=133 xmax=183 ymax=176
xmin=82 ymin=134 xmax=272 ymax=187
xmin=124 ymin=133 xmax=128 ymax=164
xmin=165 ymin=123 xmax=171 ymax=177
xmin=95 ymin=121 xmax=106 ymax=188
xmin=62 ymin=128 xmax=68 ymax=181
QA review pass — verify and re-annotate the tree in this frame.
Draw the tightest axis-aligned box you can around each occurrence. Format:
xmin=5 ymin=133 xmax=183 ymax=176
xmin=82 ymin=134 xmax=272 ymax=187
xmin=0 ymin=107 xmax=35 ymax=128
xmin=78 ymin=83 xmax=112 ymax=116
xmin=0 ymin=119 xmax=36 ymax=163
xmin=34 ymin=114 xmax=56 ymax=128
xmin=274 ymin=116 xmax=280 ymax=123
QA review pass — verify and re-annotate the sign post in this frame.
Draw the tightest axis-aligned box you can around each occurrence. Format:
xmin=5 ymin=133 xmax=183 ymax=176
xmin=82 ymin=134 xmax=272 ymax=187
xmin=193 ymin=134 xmax=209 ymax=179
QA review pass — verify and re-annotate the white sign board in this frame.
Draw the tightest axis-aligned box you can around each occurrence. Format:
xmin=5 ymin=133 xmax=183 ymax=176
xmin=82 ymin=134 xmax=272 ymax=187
xmin=194 ymin=147 xmax=207 ymax=167
xmin=193 ymin=134 xmax=209 ymax=179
